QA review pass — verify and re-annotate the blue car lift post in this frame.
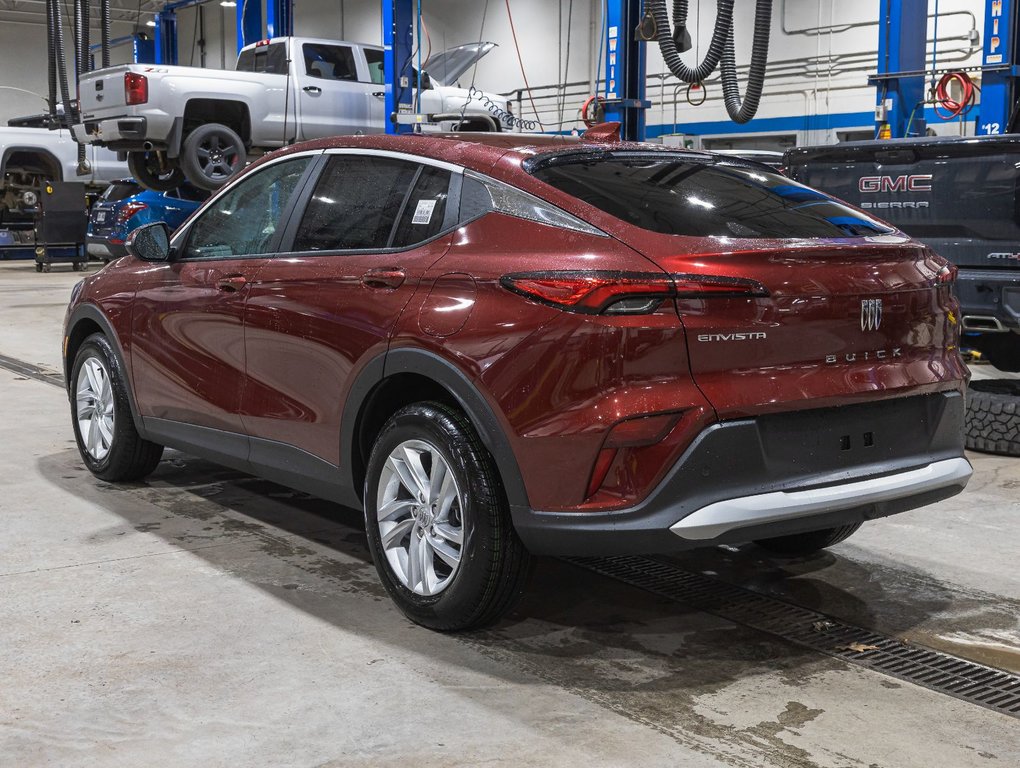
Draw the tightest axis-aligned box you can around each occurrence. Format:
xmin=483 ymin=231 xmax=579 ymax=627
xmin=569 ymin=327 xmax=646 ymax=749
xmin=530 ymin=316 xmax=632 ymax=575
xmin=152 ymin=0 xmax=292 ymax=65
xmin=601 ymin=0 xmax=650 ymax=141
xmin=869 ymin=0 xmax=1020 ymax=138
xmin=383 ymin=0 xmax=417 ymax=135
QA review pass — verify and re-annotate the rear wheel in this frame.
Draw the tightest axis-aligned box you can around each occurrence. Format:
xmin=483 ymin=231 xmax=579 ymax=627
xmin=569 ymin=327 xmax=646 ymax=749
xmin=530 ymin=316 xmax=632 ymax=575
xmin=70 ymin=333 xmax=163 ymax=481
xmin=364 ymin=402 xmax=531 ymax=631
xmin=754 ymin=522 xmax=862 ymax=556
xmin=127 ymin=151 xmax=185 ymax=193
xmin=965 ymin=379 xmax=1020 ymax=456
xmin=180 ymin=123 xmax=246 ymax=191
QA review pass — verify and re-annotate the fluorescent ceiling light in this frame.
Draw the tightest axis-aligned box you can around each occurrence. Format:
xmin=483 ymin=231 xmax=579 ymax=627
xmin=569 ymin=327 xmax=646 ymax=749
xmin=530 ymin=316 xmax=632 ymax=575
xmin=146 ymin=19 xmax=156 ymax=26
xmin=220 ymin=1 xmax=237 ymax=6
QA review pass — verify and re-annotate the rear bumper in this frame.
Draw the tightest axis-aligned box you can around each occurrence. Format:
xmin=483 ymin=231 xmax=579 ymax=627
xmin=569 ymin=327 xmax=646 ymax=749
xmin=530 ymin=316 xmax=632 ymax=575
xmin=85 ymin=237 xmax=126 ymax=260
xmin=957 ymin=268 xmax=1020 ymax=333
xmin=512 ymin=391 xmax=970 ymax=555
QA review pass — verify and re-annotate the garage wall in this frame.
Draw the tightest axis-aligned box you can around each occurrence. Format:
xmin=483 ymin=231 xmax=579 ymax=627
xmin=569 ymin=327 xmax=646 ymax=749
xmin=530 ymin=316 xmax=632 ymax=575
xmin=0 ymin=17 xmax=141 ymax=124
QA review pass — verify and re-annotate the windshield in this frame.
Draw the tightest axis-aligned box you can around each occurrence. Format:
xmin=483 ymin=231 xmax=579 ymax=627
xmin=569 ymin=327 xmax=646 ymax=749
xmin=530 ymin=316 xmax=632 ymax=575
xmin=531 ymin=155 xmax=894 ymax=238
xmin=102 ymin=182 xmax=141 ymax=202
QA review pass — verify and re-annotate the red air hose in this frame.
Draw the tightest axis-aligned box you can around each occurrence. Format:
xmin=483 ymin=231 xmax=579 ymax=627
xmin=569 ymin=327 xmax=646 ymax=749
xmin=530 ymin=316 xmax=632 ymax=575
xmin=933 ymin=71 xmax=977 ymax=120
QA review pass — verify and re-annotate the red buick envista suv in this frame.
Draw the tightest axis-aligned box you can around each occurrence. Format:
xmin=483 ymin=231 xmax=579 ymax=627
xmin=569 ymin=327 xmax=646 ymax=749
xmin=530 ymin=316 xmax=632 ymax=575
xmin=64 ymin=132 xmax=972 ymax=630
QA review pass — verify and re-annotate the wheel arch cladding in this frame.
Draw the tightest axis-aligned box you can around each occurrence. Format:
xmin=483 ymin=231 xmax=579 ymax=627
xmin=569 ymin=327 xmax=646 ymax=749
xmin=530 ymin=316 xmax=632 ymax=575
xmin=342 ymin=348 xmax=530 ymax=511
xmin=65 ymin=305 xmax=146 ymax=436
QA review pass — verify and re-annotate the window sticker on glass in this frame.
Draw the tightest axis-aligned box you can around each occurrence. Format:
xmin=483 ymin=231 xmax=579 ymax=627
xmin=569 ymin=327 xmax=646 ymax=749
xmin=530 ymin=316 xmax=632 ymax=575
xmin=412 ymin=199 xmax=437 ymax=225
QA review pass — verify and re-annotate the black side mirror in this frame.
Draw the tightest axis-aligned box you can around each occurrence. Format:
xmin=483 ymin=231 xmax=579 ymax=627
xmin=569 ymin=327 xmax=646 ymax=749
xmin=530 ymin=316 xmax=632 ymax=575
xmin=126 ymin=222 xmax=171 ymax=262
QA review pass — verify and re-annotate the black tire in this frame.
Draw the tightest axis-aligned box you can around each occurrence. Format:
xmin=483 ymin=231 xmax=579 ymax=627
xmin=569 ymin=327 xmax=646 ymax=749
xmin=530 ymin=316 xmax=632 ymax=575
xmin=755 ymin=522 xmax=862 ymax=557
xmin=127 ymin=151 xmax=186 ymax=193
xmin=70 ymin=333 xmax=163 ymax=482
xmin=364 ymin=402 xmax=531 ymax=631
xmin=180 ymin=123 xmax=246 ymax=191
xmin=965 ymin=379 xmax=1020 ymax=457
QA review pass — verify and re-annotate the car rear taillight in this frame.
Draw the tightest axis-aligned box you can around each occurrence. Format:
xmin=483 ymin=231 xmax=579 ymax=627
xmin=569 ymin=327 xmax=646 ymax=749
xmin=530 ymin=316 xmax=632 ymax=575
xmin=115 ymin=202 xmax=148 ymax=223
xmin=501 ymin=270 xmax=768 ymax=315
xmin=936 ymin=264 xmax=958 ymax=284
xmin=124 ymin=73 xmax=148 ymax=106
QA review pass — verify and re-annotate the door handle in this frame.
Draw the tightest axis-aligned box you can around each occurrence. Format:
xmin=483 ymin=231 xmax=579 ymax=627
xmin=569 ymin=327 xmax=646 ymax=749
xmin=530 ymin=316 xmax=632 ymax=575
xmin=372 ymin=91 xmax=384 ymax=98
xmin=216 ymin=275 xmax=248 ymax=292
xmin=303 ymin=85 xmax=322 ymax=94
xmin=360 ymin=268 xmax=406 ymax=290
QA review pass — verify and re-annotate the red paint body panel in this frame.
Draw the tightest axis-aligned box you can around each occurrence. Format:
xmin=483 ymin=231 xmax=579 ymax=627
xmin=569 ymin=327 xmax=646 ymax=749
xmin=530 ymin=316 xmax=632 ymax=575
xmin=240 ymin=235 xmax=453 ymax=464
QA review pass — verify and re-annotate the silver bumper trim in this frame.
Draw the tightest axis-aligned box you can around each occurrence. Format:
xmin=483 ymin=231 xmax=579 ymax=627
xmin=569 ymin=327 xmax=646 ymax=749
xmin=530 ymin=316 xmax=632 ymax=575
xmin=670 ymin=457 xmax=973 ymax=541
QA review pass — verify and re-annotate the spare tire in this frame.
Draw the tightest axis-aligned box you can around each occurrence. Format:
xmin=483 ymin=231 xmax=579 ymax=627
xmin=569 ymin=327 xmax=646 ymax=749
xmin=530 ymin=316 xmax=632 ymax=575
xmin=180 ymin=123 xmax=246 ymax=191
xmin=965 ymin=379 xmax=1020 ymax=457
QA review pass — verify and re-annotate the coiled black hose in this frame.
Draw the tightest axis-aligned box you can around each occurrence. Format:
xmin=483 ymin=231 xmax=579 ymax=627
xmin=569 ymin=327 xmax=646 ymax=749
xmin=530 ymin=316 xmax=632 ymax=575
xmin=101 ymin=0 xmax=111 ymax=69
xmin=719 ymin=0 xmax=772 ymax=123
xmin=45 ymin=0 xmax=57 ymax=123
xmin=649 ymin=0 xmax=734 ymax=84
xmin=72 ymin=0 xmax=89 ymax=166
xmin=50 ymin=0 xmax=76 ymax=131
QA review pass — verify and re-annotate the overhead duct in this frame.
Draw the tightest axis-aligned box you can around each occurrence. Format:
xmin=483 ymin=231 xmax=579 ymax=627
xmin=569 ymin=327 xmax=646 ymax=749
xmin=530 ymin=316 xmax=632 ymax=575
xmin=719 ymin=0 xmax=773 ymax=123
xmin=100 ymin=0 xmax=112 ymax=69
xmin=647 ymin=0 xmax=772 ymax=123
xmin=650 ymin=0 xmax=734 ymax=84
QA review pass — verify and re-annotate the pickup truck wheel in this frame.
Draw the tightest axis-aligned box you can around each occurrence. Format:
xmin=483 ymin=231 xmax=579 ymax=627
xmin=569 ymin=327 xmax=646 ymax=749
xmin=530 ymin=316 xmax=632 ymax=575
xmin=181 ymin=123 xmax=246 ymax=191
xmin=127 ymin=152 xmax=185 ymax=193
xmin=965 ymin=379 xmax=1020 ymax=457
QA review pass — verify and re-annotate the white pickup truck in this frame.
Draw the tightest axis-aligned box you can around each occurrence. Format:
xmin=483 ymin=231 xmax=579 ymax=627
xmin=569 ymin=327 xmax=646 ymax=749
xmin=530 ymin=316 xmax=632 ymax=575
xmin=1 ymin=124 xmax=124 ymax=239
xmin=73 ymin=36 xmax=512 ymax=192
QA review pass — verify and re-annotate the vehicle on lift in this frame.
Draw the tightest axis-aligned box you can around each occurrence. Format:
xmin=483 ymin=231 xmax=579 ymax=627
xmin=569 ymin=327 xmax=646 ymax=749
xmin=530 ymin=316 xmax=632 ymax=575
xmin=0 ymin=124 xmax=125 ymax=253
xmin=784 ymin=134 xmax=1020 ymax=455
xmin=72 ymin=37 xmax=510 ymax=192
xmin=63 ymin=133 xmax=972 ymax=630
xmin=86 ymin=179 xmax=206 ymax=261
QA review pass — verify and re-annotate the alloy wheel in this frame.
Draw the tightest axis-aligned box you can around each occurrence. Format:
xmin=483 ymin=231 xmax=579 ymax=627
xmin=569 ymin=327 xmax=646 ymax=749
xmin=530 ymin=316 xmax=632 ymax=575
xmin=376 ymin=439 xmax=464 ymax=596
xmin=76 ymin=356 xmax=115 ymax=461
xmin=195 ymin=135 xmax=240 ymax=181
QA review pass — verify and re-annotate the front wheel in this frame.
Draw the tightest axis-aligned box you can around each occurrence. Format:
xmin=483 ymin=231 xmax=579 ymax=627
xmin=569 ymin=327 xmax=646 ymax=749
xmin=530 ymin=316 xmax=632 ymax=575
xmin=364 ymin=402 xmax=531 ymax=631
xmin=754 ymin=522 xmax=862 ymax=557
xmin=127 ymin=151 xmax=185 ymax=193
xmin=70 ymin=333 xmax=164 ymax=481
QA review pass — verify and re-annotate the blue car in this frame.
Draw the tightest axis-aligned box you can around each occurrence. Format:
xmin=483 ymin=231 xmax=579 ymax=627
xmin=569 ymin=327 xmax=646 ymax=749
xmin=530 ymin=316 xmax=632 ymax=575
xmin=87 ymin=180 xmax=206 ymax=261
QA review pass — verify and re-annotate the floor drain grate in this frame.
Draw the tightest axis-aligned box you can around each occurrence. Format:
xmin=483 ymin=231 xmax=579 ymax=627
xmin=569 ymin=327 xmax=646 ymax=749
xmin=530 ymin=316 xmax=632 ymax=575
xmin=566 ymin=555 xmax=1020 ymax=719
xmin=0 ymin=354 xmax=64 ymax=388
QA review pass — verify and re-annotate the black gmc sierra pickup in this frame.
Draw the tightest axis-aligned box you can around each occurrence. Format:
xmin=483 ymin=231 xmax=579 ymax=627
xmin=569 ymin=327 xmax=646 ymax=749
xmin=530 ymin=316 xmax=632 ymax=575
xmin=785 ymin=134 xmax=1020 ymax=455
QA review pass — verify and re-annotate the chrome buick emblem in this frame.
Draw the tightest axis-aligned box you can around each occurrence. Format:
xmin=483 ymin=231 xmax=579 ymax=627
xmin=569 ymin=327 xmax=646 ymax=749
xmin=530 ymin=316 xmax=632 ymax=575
xmin=861 ymin=298 xmax=883 ymax=331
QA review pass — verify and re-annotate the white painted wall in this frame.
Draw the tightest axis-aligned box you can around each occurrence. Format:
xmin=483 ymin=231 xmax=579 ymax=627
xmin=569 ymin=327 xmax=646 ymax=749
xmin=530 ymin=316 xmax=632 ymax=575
xmin=0 ymin=16 xmax=141 ymax=124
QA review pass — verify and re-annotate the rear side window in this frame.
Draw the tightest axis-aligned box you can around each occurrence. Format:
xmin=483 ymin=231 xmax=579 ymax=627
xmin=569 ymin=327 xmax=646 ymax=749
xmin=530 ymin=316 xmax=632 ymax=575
xmin=303 ymin=44 xmax=358 ymax=81
xmin=364 ymin=49 xmax=385 ymax=84
xmin=236 ymin=43 xmax=287 ymax=74
xmin=102 ymin=182 xmax=140 ymax=202
xmin=532 ymin=156 xmax=893 ymax=238
xmin=391 ymin=166 xmax=453 ymax=248
xmin=184 ymin=157 xmax=310 ymax=259
xmin=293 ymin=155 xmax=419 ymax=251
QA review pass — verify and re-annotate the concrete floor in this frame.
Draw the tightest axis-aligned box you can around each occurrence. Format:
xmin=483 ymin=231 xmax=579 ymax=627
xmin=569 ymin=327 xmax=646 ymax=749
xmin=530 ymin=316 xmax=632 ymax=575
xmin=1 ymin=260 xmax=1018 ymax=768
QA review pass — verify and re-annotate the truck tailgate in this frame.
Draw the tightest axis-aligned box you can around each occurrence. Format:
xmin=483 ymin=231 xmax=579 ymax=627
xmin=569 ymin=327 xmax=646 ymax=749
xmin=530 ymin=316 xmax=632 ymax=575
xmin=79 ymin=66 xmax=134 ymax=115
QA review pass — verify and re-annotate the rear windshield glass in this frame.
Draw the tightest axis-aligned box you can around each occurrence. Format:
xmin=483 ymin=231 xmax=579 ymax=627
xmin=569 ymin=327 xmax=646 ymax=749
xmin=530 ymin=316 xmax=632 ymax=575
xmin=236 ymin=42 xmax=287 ymax=74
xmin=102 ymin=182 xmax=140 ymax=202
xmin=531 ymin=156 xmax=893 ymax=238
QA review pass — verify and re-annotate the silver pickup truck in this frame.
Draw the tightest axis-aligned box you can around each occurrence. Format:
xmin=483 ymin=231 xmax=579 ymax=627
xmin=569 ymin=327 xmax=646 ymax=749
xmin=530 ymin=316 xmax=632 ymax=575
xmin=73 ymin=36 xmax=511 ymax=191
